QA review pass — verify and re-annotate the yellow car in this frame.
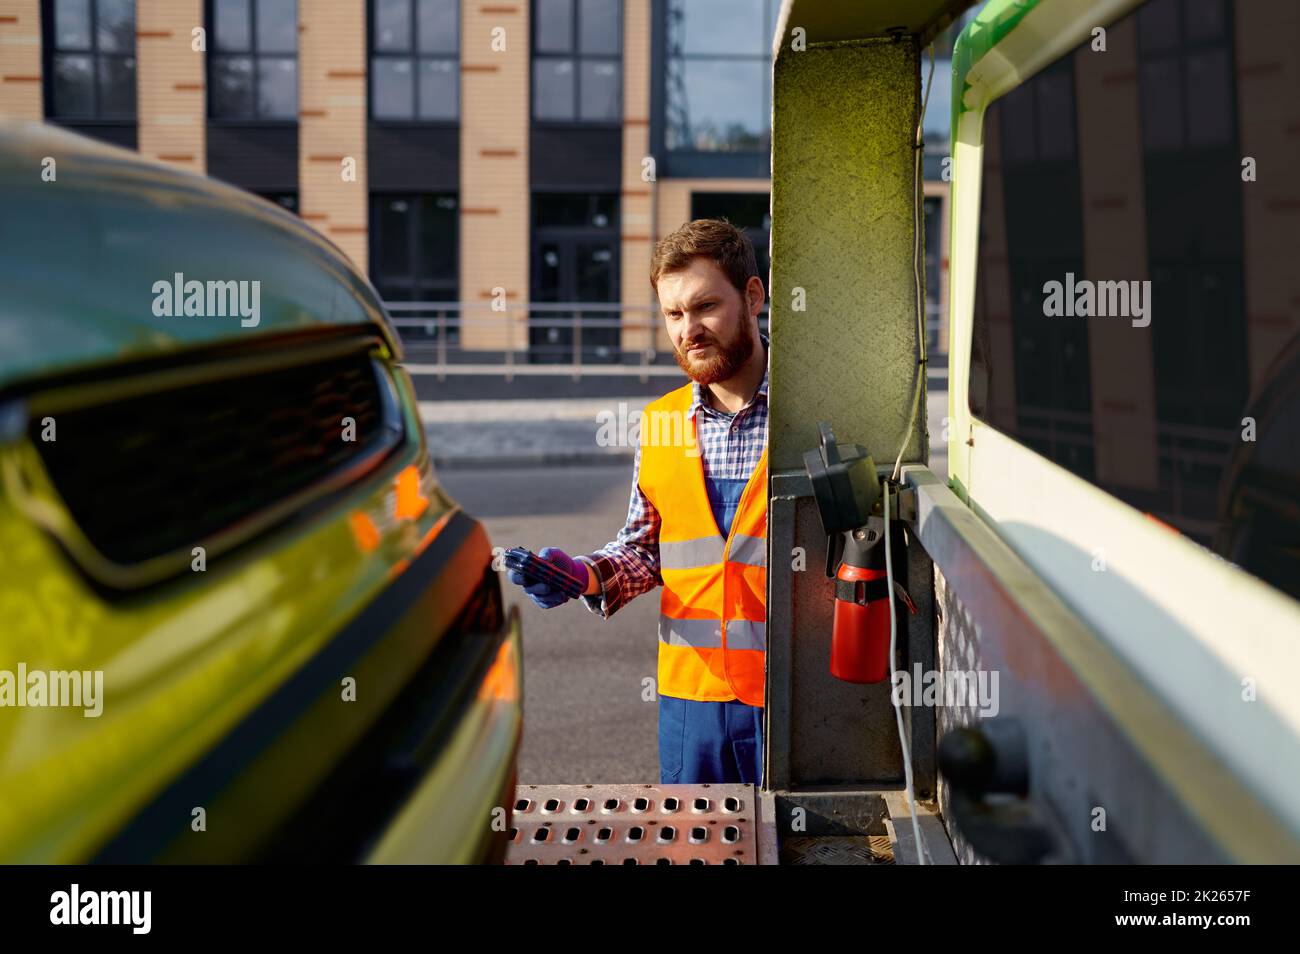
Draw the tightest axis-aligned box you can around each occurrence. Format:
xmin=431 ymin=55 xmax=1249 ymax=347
xmin=0 ymin=121 xmax=521 ymax=863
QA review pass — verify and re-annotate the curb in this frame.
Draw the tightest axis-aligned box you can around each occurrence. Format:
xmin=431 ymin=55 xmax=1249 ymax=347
xmin=431 ymin=450 xmax=636 ymax=470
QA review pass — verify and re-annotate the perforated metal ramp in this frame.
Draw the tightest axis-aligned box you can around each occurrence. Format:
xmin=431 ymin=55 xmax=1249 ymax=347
xmin=506 ymin=784 xmax=760 ymax=865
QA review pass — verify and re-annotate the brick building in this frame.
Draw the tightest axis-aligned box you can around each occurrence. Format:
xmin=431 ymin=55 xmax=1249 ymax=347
xmin=0 ymin=0 xmax=958 ymax=360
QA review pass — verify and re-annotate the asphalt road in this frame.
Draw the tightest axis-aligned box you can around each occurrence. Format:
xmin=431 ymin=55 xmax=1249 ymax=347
xmin=440 ymin=464 xmax=663 ymax=784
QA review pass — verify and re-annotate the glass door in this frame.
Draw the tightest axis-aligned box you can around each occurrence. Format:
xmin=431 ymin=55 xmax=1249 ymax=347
xmin=530 ymin=194 xmax=620 ymax=364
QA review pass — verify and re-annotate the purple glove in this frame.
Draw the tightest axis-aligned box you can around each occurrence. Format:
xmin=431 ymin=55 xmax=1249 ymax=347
xmin=507 ymin=546 xmax=591 ymax=609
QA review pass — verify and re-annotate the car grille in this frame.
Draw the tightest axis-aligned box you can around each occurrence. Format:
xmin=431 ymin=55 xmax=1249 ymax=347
xmin=29 ymin=341 xmax=403 ymax=570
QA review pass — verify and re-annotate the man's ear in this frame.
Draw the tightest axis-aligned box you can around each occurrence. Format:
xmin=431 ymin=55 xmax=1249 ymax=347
xmin=746 ymin=276 xmax=765 ymax=317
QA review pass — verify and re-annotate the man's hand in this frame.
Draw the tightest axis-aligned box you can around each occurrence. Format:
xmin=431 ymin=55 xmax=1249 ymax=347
xmin=507 ymin=546 xmax=592 ymax=609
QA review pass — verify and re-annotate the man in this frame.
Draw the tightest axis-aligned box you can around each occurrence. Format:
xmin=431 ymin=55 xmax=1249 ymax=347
xmin=506 ymin=218 xmax=770 ymax=786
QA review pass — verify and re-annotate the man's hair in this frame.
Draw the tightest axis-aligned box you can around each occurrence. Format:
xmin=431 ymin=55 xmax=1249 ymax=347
xmin=650 ymin=217 xmax=760 ymax=297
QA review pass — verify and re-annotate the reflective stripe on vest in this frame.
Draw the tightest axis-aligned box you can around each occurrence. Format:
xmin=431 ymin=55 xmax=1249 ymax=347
xmin=658 ymin=615 xmax=767 ymax=651
xmin=728 ymin=533 xmax=767 ymax=568
xmin=638 ymin=382 xmax=768 ymax=707
xmin=660 ymin=536 xmax=725 ymax=570
xmin=660 ymin=533 xmax=764 ymax=570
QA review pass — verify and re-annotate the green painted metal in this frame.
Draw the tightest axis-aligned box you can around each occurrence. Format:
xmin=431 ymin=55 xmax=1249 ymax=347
xmin=770 ymin=37 xmax=922 ymax=473
xmin=951 ymin=0 xmax=1040 ymax=131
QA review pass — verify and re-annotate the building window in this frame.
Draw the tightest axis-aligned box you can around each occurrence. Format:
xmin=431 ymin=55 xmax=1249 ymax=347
xmin=44 ymin=0 xmax=136 ymax=119
xmin=259 ymin=192 xmax=299 ymax=214
xmin=920 ymin=9 xmax=978 ymax=180
xmin=370 ymin=0 xmax=460 ymax=121
xmin=690 ymin=191 xmax=770 ymax=296
xmin=1138 ymin=0 xmax=1236 ymax=151
xmin=1136 ymin=0 xmax=1245 ymax=430
xmin=208 ymin=0 xmax=298 ymax=120
xmin=532 ymin=0 xmax=622 ymax=123
xmin=663 ymin=0 xmax=777 ymax=153
xmin=369 ymin=194 xmax=459 ymax=302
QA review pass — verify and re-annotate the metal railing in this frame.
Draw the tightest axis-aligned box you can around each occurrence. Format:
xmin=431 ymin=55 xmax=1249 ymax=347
xmin=384 ymin=301 xmax=770 ymax=382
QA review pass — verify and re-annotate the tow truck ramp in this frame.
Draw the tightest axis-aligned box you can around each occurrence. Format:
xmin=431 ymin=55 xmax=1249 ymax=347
xmin=505 ymin=784 xmax=955 ymax=865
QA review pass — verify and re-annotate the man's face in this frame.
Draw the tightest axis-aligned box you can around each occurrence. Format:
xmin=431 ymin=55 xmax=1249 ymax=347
xmin=656 ymin=257 xmax=762 ymax=385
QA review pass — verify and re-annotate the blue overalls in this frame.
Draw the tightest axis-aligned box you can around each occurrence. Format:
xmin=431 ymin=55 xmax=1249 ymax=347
xmin=657 ymin=474 xmax=765 ymax=786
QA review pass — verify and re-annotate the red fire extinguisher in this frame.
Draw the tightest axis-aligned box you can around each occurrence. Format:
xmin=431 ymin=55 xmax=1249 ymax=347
xmin=830 ymin=519 xmax=917 ymax=684
xmin=803 ymin=422 xmax=917 ymax=685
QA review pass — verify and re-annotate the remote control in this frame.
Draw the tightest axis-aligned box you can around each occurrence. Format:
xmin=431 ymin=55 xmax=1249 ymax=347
xmin=501 ymin=546 xmax=586 ymax=599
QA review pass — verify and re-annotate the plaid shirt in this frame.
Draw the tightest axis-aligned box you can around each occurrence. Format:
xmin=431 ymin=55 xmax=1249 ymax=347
xmin=577 ymin=334 xmax=769 ymax=619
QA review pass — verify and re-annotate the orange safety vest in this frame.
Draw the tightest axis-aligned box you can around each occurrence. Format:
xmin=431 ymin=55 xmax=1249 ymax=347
xmin=637 ymin=383 xmax=767 ymax=707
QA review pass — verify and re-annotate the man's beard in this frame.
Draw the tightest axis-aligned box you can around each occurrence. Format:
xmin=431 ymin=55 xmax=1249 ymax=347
xmin=673 ymin=321 xmax=756 ymax=385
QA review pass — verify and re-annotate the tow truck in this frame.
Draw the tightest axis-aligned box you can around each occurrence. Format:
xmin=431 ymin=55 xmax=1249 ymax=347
xmin=503 ymin=0 xmax=1300 ymax=865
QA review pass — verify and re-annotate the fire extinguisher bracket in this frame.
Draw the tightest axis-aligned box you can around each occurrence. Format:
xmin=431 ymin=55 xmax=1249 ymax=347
xmin=803 ymin=422 xmax=882 ymax=578
xmin=834 ymin=576 xmax=919 ymax=615
xmin=889 ymin=484 xmax=918 ymax=524
xmin=803 ymin=421 xmax=880 ymax=535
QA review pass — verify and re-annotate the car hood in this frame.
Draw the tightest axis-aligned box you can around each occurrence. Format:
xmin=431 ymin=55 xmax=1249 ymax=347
xmin=0 ymin=121 xmax=395 ymax=390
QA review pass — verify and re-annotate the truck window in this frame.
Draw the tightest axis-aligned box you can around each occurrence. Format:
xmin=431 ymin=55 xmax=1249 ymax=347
xmin=969 ymin=0 xmax=1299 ymax=599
